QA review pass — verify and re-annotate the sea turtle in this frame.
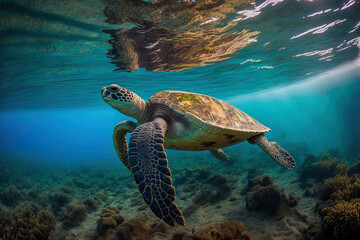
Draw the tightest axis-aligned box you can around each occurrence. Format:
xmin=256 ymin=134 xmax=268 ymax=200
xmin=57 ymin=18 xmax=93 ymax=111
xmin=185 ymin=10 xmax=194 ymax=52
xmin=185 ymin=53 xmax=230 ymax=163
xmin=101 ymin=84 xmax=296 ymax=226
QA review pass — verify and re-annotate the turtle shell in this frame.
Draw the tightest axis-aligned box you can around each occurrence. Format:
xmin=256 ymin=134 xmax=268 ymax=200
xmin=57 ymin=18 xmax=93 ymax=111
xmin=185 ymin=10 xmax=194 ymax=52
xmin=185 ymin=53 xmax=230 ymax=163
xmin=149 ymin=90 xmax=271 ymax=150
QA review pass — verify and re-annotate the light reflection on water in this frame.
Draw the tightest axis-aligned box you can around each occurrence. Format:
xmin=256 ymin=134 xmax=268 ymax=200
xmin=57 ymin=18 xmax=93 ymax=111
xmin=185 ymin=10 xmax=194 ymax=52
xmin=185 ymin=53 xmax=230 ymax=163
xmin=0 ymin=0 xmax=359 ymax=109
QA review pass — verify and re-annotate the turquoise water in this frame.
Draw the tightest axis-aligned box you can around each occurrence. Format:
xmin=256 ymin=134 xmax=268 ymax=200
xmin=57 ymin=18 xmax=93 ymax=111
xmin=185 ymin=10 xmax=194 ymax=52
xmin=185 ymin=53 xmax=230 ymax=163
xmin=0 ymin=0 xmax=360 ymax=239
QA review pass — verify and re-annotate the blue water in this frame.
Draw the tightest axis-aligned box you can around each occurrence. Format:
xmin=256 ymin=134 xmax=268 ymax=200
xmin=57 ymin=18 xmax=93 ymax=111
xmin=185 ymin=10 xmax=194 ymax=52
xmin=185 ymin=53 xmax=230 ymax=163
xmin=1 ymin=64 xmax=359 ymax=162
xmin=0 ymin=0 xmax=360 ymax=239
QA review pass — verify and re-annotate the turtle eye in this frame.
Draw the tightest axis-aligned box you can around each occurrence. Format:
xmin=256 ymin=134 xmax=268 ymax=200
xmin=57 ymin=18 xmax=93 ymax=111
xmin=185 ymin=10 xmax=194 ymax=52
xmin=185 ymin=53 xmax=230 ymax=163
xmin=110 ymin=86 xmax=118 ymax=91
xmin=103 ymin=90 xmax=110 ymax=97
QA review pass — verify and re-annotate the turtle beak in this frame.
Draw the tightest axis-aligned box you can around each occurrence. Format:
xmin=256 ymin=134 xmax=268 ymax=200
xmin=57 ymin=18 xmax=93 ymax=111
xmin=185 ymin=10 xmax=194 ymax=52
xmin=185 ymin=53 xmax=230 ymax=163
xmin=101 ymin=87 xmax=111 ymax=99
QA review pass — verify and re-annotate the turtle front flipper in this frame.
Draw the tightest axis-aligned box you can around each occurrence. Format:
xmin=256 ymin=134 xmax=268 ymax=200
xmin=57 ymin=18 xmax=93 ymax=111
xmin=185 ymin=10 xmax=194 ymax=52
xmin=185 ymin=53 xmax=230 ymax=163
xmin=210 ymin=149 xmax=229 ymax=161
xmin=113 ymin=120 xmax=137 ymax=170
xmin=129 ymin=118 xmax=185 ymax=226
xmin=250 ymin=134 xmax=296 ymax=169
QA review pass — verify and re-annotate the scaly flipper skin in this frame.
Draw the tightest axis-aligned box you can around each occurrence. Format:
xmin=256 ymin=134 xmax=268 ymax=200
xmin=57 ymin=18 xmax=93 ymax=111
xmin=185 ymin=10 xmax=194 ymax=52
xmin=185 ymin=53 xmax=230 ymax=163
xmin=113 ymin=120 xmax=137 ymax=170
xmin=250 ymin=134 xmax=296 ymax=169
xmin=129 ymin=118 xmax=185 ymax=226
xmin=210 ymin=149 xmax=229 ymax=161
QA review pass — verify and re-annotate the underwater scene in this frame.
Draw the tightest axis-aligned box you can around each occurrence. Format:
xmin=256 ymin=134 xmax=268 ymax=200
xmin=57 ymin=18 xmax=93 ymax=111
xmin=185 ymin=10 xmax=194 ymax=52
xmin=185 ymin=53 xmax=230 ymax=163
xmin=0 ymin=0 xmax=360 ymax=239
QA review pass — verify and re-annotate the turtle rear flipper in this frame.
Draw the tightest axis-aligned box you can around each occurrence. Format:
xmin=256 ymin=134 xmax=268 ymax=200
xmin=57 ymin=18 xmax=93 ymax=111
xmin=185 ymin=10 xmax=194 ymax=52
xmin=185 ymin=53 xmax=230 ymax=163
xmin=250 ymin=134 xmax=296 ymax=169
xmin=210 ymin=149 xmax=229 ymax=161
xmin=129 ymin=118 xmax=185 ymax=226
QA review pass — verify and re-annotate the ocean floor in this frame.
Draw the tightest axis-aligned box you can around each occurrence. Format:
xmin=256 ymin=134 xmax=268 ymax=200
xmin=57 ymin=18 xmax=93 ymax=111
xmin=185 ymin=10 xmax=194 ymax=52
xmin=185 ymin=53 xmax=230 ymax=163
xmin=1 ymin=143 xmax=359 ymax=240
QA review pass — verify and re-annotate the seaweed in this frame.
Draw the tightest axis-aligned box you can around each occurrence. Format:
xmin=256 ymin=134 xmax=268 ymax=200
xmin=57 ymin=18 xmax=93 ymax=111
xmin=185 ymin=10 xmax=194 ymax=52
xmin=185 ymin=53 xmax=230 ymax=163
xmin=0 ymin=203 xmax=56 ymax=239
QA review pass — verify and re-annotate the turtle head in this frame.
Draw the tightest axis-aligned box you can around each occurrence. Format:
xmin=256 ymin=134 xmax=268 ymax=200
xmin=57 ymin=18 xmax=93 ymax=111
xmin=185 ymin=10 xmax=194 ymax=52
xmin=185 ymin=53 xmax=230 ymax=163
xmin=101 ymin=84 xmax=146 ymax=121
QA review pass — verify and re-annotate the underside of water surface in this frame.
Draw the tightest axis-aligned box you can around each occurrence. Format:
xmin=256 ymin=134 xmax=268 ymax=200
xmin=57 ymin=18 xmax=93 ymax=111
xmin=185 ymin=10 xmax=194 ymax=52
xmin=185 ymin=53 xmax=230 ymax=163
xmin=0 ymin=0 xmax=360 ymax=240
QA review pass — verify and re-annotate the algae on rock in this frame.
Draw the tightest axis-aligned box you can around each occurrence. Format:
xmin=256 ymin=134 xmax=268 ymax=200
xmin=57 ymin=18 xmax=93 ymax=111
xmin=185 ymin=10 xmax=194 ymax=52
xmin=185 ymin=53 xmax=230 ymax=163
xmin=0 ymin=203 xmax=56 ymax=240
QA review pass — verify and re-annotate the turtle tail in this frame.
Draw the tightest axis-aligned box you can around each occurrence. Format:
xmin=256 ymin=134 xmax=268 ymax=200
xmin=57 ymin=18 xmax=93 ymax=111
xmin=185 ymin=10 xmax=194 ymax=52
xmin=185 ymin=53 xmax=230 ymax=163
xmin=250 ymin=134 xmax=296 ymax=169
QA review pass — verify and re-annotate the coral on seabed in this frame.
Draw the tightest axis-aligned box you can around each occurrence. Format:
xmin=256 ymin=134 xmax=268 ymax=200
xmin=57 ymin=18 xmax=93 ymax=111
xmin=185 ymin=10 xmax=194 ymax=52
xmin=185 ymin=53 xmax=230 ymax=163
xmin=0 ymin=185 xmax=23 ymax=207
xmin=51 ymin=191 xmax=70 ymax=214
xmin=174 ymin=166 xmax=212 ymax=185
xmin=27 ymin=187 xmax=48 ymax=207
xmin=83 ymin=197 xmax=98 ymax=212
xmin=299 ymin=154 xmax=351 ymax=199
xmin=96 ymin=210 xmax=251 ymax=240
xmin=95 ymin=206 xmax=153 ymax=240
xmin=58 ymin=185 xmax=75 ymax=194
xmin=0 ymin=203 xmax=56 ymax=240
xmin=172 ymin=221 xmax=251 ymax=240
xmin=245 ymin=175 xmax=298 ymax=216
xmin=62 ymin=203 xmax=87 ymax=229
xmin=322 ymin=175 xmax=360 ymax=201
xmin=303 ymin=159 xmax=360 ymax=240
xmin=96 ymin=207 xmax=125 ymax=238
xmin=174 ymin=166 xmax=233 ymax=217
xmin=316 ymin=173 xmax=360 ymax=239
xmin=321 ymin=199 xmax=360 ymax=240
xmin=183 ymin=173 xmax=232 ymax=217
xmin=348 ymin=159 xmax=360 ymax=176
xmin=115 ymin=215 xmax=152 ymax=240
xmin=299 ymin=154 xmax=348 ymax=182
